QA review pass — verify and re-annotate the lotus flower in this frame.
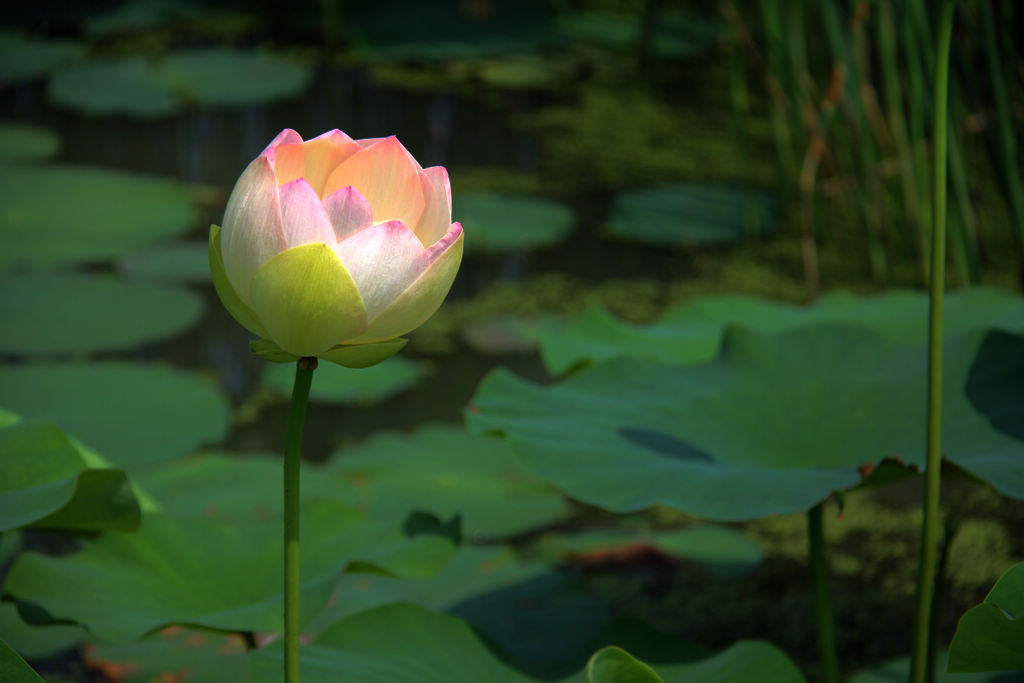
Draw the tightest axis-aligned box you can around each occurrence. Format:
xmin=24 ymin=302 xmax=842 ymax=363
xmin=209 ymin=129 xmax=464 ymax=367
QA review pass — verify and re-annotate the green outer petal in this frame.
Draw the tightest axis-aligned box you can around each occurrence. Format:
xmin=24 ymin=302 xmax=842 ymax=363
xmin=250 ymin=338 xmax=301 ymax=363
xmin=348 ymin=230 xmax=464 ymax=343
xmin=319 ymin=338 xmax=407 ymax=368
xmin=250 ymin=242 xmax=367 ymax=357
xmin=208 ymin=225 xmax=269 ymax=338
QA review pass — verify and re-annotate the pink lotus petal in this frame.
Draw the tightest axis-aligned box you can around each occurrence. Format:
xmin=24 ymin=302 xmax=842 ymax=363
xmin=264 ymin=129 xmax=303 ymax=152
xmin=427 ymin=221 xmax=462 ymax=261
xmin=321 ymin=137 xmax=426 ymax=228
xmin=355 ymin=137 xmax=387 ymax=148
xmin=415 ymin=166 xmax=452 ymax=246
xmin=300 ymin=135 xmax=362 ymax=197
xmin=322 ymin=185 xmax=374 ymax=242
xmin=221 ymin=155 xmax=285 ymax=305
xmin=348 ymin=223 xmax=464 ymax=343
xmin=333 ymin=220 xmax=429 ymax=320
xmin=278 ymin=178 xmax=336 ymax=248
xmin=269 ymin=142 xmax=305 ymax=186
xmin=311 ymin=129 xmax=357 ymax=145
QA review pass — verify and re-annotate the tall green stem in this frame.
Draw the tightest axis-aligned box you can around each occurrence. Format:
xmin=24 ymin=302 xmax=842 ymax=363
xmin=808 ymin=502 xmax=838 ymax=683
xmin=909 ymin=2 xmax=954 ymax=681
xmin=284 ymin=357 xmax=317 ymax=683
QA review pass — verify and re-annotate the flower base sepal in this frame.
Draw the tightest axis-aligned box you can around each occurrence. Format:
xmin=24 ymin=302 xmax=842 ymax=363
xmin=250 ymin=338 xmax=301 ymax=363
xmin=319 ymin=338 xmax=407 ymax=368
xmin=250 ymin=337 xmax=407 ymax=368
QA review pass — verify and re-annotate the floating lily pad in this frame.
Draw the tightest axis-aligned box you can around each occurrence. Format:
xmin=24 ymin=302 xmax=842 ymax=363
xmin=458 ymin=193 xmax=574 ymax=252
xmin=0 ymin=638 xmax=44 ymax=683
xmin=637 ymin=641 xmax=805 ymax=683
xmin=263 ymin=357 xmax=425 ymax=406
xmin=557 ymin=10 xmax=721 ymax=60
xmin=3 ymin=499 xmax=456 ymax=642
xmin=0 ymin=32 xmax=84 ymax=86
xmin=539 ymin=288 xmax=1024 ymax=375
xmin=136 ymin=451 xmax=345 ymax=523
xmin=251 ymin=603 xmax=535 ymax=682
xmin=547 ymin=526 xmax=763 ymax=579
xmin=0 ymin=362 xmax=229 ymax=472
xmin=85 ymin=0 xmax=201 ymax=37
xmin=0 ymin=272 xmax=204 ymax=355
xmin=305 ymin=545 xmax=546 ymax=636
xmin=850 ymin=650 xmax=1008 ymax=682
xmin=0 ymin=419 xmax=139 ymax=532
xmin=0 ymin=165 xmax=197 ymax=269
xmin=469 ymin=326 xmax=1024 ymax=521
xmin=117 ymin=241 xmax=212 ymax=283
xmin=948 ymin=562 xmax=1024 ymax=673
xmin=48 ymin=57 xmax=179 ymax=117
xmin=0 ymin=602 xmax=83 ymax=661
xmin=48 ymin=50 xmax=311 ymax=117
xmin=0 ymin=124 xmax=59 ymax=164
xmin=326 ymin=424 xmax=568 ymax=537
xmin=85 ymin=626 xmax=248 ymax=683
xmin=161 ymin=48 xmax=311 ymax=107
xmin=607 ymin=185 xmax=775 ymax=246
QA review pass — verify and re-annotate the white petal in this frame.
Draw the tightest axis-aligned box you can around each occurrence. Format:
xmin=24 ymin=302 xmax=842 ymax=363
xmin=333 ymin=220 xmax=429 ymax=320
xmin=278 ymin=179 xmax=336 ymax=248
xmin=415 ymin=166 xmax=452 ymax=246
xmin=221 ymin=155 xmax=285 ymax=305
xmin=322 ymin=185 xmax=374 ymax=242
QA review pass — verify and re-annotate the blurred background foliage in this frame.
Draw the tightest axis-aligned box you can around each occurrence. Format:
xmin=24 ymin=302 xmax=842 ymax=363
xmin=1 ymin=0 xmax=1023 ymax=681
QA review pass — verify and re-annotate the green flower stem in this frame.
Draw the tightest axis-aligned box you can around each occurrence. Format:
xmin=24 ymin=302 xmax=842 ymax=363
xmin=808 ymin=502 xmax=839 ymax=683
xmin=910 ymin=2 xmax=955 ymax=682
xmin=284 ymin=356 xmax=317 ymax=683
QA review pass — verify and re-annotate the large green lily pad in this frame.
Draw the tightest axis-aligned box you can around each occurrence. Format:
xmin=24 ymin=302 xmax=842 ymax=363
xmin=539 ymin=288 xmax=1024 ymax=375
xmin=85 ymin=627 xmax=248 ymax=683
xmin=3 ymin=499 xmax=457 ymax=642
xmin=458 ymin=193 xmax=574 ymax=252
xmin=0 ymin=272 xmax=204 ymax=355
xmin=0 ymin=123 xmax=60 ymax=164
xmin=251 ymin=603 xmax=536 ymax=682
xmin=948 ymin=562 xmax=1024 ymax=673
xmin=325 ymin=424 xmax=568 ymax=537
xmin=48 ymin=57 xmax=179 ymax=117
xmin=0 ymin=419 xmax=139 ymax=532
xmin=0 ymin=32 xmax=83 ymax=86
xmin=850 ymin=650 xmax=1012 ymax=682
xmin=263 ymin=357 xmax=426 ymax=405
xmin=136 ymin=451 xmax=346 ymax=522
xmin=160 ymin=48 xmax=311 ymax=107
xmin=606 ymin=185 xmax=775 ymax=246
xmin=48 ymin=50 xmax=311 ymax=116
xmin=0 ymin=165 xmax=198 ymax=269
xmin=117 ymin=241 xmax=212 ymax=283
xmin=0 ymin=603 xmax=83 ymax=661
xmin=468 ymin=326 xmax=1024 ymax=520
xmin=0 ymin=638 xmax=44 ymax=683
xmin=0 ymin=362 xmax=229 ymax=471
xmin=305 ymin=545 xmax=549 ymax=635
xmin=646 ymin=641 xmax=805 ymax=683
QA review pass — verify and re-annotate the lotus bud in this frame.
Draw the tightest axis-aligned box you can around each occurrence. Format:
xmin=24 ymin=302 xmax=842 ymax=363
xmin=209 ymin=129 xmax=464 ymax=368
